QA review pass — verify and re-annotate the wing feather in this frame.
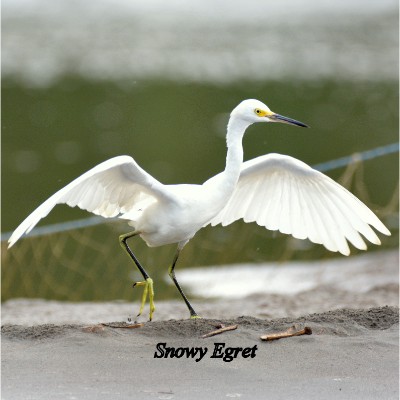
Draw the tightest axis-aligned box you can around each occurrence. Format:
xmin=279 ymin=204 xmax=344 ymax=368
xmin=324 ymin=182 xmax=381 ymax=245
xmin=308 ymin=180 xmax=349 ymax=254
xmin=278 ymin=174 xmax=292 ymax=234
xmin=208 ymin=153 xmax=390 ymax=255
xmin=8 ymin=155 xmax=172 ymax=248
xmin=264 ymin=172 xmax=284 ymax=231
xmin=312 ymin=181 xmax=364 ymax=252
xmin=301 ymin=184 xmax=326 ymax=245
xmin=293 ymin=176 xmax=318 ymax=243
xmin=289 ymin=176 xmax=308 ymax=240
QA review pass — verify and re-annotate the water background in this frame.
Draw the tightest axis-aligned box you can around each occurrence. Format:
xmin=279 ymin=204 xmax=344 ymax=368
xmin=2 ymin=0 xmax=398 ymax=302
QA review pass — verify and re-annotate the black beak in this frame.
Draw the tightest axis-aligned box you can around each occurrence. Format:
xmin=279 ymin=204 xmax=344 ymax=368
xmin=270 ymin=113 xmax=309 ymax=128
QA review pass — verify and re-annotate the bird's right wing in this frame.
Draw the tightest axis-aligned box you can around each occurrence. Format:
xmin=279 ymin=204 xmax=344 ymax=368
xmin=8 ymin=156 xmax=173 ymax=248
xmin=206 ymin=153 xmax=390 ymax=255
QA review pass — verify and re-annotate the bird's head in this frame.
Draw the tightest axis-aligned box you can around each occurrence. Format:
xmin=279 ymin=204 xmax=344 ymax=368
xmin=231 ymin=99 xmax=308 ymax=128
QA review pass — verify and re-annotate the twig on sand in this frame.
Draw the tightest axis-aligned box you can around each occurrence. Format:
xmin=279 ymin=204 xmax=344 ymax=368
xmin=201 ymin=324 xmax=238 ymax=338
xmin=261 ymin=325 xmax=312 ymax=341
xmin=82 ymin=324 xmax=106 ymax=333
xmin=101 ymin=322 xmax=144 ymax=329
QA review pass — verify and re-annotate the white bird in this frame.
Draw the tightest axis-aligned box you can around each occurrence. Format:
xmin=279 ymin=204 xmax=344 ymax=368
xmin=8 ymin=99 xmax=390 ymax=320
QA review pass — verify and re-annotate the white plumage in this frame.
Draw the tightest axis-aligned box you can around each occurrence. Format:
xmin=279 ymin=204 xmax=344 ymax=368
xmin=206 ymin=153 xmax=388 ymax=255
xmin=8 ymin=98 xmax=390 ymax=319
xmin=8 ymin=156 xmax=165 ymax=246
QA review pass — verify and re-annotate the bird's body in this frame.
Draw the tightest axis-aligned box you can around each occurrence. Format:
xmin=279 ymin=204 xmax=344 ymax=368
xmin=8 ymin=99 xmax=390 ymax=320
xmin=130 ymin=183 xmax=214 ymax=248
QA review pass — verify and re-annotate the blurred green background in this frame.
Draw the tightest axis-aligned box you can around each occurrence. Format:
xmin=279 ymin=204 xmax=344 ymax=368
xmin=2 ymin=0 xmax=398 ymax=302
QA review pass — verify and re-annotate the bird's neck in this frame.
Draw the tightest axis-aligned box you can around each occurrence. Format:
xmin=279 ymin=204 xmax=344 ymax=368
xmin=223 ymin=117 xmax=248 ymax=185
xmin=200 ymin=116 xmax=249 ymax=220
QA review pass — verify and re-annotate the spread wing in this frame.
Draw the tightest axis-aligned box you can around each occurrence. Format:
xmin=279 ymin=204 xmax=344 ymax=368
xmin=207 ymin=153 xmax=390 ymax=255
xmin=8 ymin=156 xmax=173 ymax=248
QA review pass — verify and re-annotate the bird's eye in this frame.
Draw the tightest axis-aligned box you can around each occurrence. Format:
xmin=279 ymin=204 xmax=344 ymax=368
xmin=254 ymin=108 xmax=269 ymax=117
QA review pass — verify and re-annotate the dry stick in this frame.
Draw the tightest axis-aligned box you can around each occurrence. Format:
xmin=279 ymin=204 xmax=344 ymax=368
xmin=82 ymin=325 xmax=106 ymax=333
xmin=261 ymin=326 xmax=312 ymax=341
xmin=201 ymin=324 xmax=238 ymax=338
xmin=101 ymin=322 xmax=144 ymax=329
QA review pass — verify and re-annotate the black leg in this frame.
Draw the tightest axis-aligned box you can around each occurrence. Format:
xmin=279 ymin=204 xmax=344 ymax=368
xmin=119 ymin=231 xmax=155 ymax=320
xmin=119 ymin=231 xmax=149 ymax=280
xmin=168 ymin=248 xmax=200 ymax=319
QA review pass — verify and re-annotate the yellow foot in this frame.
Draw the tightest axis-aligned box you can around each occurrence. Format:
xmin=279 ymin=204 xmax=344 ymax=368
xmin=133 ymin=278 xmax=155 ymax=321
xmin=190 ymin=314 xmax=202 ymax=320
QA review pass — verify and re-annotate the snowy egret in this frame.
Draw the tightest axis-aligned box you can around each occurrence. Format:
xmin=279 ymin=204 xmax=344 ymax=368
xmin=8 ymin=99 xmax=390 ymax=320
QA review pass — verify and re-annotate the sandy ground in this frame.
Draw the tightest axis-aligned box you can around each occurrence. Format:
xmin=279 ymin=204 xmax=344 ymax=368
xmin=1 ymin=250 xmax=399 ymax=400
xmin=1 ymin=307 xmax=399 ymax=400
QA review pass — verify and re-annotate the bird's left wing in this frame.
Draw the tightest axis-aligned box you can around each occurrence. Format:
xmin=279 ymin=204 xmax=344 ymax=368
xmin=206 ymin=153 xmax=390 ymax=255
xmin=8 ymin=155 xmax=173 ymax=248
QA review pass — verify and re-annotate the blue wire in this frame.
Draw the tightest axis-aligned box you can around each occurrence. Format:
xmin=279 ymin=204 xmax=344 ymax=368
xmin=313 ymin=142 xmax=399 ymax=172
